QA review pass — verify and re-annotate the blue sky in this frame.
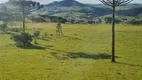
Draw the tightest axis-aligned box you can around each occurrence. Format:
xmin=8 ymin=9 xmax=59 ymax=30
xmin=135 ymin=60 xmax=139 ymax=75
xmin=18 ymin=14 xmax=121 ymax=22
xmin=0 ymin=0 xmax=142 ymax=4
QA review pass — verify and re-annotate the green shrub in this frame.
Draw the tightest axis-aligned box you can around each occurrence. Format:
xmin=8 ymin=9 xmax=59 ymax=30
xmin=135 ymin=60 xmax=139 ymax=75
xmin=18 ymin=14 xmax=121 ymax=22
xmin=11 ymin=32 xmax=32 ymax=46
xmin=10 ymin=28 xmax=21 ymax=32
xmin=33 ymin=31 xmax=40 ymax=37
xmin=129 ymin=19 xmax=142 ymax=25
xmin=33 ymin=31 xmax=40 ymax=44
xmin=0 ymin=23 xmax=8 ymax=32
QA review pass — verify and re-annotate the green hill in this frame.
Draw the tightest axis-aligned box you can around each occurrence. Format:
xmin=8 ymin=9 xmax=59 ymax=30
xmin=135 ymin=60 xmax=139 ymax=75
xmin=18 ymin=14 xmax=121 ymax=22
xmin=34 ymin=0 xmax=142 ymax=20
xmin=0 ymin=0 xmax=142 ymax=22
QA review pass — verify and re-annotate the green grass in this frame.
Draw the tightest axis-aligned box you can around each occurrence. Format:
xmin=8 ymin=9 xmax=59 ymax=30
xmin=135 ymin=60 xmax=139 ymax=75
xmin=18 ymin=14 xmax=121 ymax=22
xmin=0 ymin=23 xmax=142 ymax=80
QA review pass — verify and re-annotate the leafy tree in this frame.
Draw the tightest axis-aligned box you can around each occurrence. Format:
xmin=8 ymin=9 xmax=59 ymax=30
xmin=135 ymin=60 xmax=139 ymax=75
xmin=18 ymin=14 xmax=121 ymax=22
xmin=129 ymin=19 xmax=142 ymax=25
xmin=8 ymin=0 xmax=43 ymax=46
xmin=58 ymin=17 xmax=68 ymax=24
xmin=95 ymin=18 xmax=102 ymax=24
xmin=105 ymin=17 xmax=121 ymax=24
xmin=105 ymin=17 xmax=112 ymax=24
xmin=99 ymin=0 xmax=133 ymax=62
xmin=0 ymin=6 xmax=9 ymax=33
xmin=8 ymin=0 xmax=44 ymax=33
xmin=88 ymin=20 xmax=95 ymax=24
xmin=0 ymin=6 xmax=18 ymax=32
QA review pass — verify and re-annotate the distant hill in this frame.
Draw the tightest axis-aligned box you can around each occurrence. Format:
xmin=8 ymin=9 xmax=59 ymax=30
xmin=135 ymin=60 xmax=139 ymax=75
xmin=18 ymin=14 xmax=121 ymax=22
xmin=33 ymin=0 xmax=112 ymax=20
xmin=46 ymin=0 xmax=85 ymax=7
xmin=0 ymin=0 xmax=142 ymax=21
xmin=37 ymin=0 xmax=142 ymax=20
xmin=117 ymin=7 xmax=142 ymax=16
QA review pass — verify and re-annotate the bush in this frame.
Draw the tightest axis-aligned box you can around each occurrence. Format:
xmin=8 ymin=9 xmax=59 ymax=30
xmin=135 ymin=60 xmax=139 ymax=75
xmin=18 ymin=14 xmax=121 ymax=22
xmin=10 ymin=28 xmax=21 ymax=32
xmin=11 ymin=32 xmax=32 ymax=46
xmin=33 ymin=31 xmax=40 ymax=37
xmin=33 ymin=31 xmax=40 ymax=44
xmin=129 ymin=19 xmax=142 ymax=25
xmin=0 ymin=23 xmax=8 ymax=32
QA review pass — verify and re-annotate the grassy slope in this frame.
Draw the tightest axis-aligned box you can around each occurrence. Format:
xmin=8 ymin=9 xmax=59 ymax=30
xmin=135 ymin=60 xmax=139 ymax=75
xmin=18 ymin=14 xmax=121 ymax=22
xmin=0 ymin=23 xmax=142 ymax=80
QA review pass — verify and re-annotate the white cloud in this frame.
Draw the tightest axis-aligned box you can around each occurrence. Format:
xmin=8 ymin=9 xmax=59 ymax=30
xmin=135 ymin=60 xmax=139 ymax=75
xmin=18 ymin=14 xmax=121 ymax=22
xmin=0 ymin=0 xmax=142 ymax=4
xmin=0 ymin=0 xmax=8 ymax=3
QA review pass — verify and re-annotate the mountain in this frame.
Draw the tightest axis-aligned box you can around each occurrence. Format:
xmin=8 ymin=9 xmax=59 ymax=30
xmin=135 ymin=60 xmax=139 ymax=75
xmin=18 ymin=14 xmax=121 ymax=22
xmin=117 ymin=7 xmax=142 ymax=16
xmin=33 ymin=0 xmax=112 ymax=20
xmin=38 ymin=0 xmax=142 ymax=20
xmin=1 ymin=0 xmax=142 ymax=22
xmin=46 ymin=0 xmax=85 ymax=7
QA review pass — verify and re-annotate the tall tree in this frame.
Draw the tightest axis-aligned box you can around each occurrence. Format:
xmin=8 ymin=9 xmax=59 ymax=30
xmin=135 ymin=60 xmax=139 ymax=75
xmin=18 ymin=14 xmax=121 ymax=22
xmin=8 ymin=0 xmax=43 ymax=33
xmin=0 ymin=6 xmax=15 ymax=32
xmin=99 ymin=0 xmax=133 ymax=62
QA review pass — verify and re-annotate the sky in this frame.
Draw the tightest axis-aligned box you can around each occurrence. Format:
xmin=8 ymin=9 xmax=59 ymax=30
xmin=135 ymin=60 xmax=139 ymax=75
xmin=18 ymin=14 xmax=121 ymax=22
xmin=0 ymin=0 xmax=142 ymax=4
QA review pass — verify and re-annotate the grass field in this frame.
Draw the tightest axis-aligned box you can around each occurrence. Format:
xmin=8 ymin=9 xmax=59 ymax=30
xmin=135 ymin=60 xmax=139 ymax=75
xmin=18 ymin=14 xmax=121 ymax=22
xmin=0 ymin=23 xmax=142 ymax=80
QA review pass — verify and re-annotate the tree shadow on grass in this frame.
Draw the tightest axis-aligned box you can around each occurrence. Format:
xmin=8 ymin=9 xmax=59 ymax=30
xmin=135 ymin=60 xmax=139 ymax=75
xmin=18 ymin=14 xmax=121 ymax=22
xmin=66 ymin=52 xmax=118 ymax=60
xmin=115 ymin=62 xmax=142 ymax=67
xmin=55 ymin=36 xmax=81 ymax=40
xmin=40 ymin=37 xmax=54 ymax=41
xmin=67 ymin=37 xmax=81 ymax=40
xmin=20 ymin=44 xmax=46 ymax=50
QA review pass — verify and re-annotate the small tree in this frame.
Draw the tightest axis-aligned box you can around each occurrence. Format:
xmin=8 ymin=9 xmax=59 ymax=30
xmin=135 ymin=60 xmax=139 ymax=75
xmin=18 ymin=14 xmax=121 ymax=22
xmin=8 ymin=0 xmax=43 ymax=33
xmin=99 ymin=0 xmax=133 ymax=62
xmin=56 ymin=22 xmax=64 ymax=36
xmin=33 ymin=31 xmax=40 ymax=44
xmin=0 ymin=6 xmax=17 ymax=32
xmin=8 ymin=0 xmax=43 ymax=46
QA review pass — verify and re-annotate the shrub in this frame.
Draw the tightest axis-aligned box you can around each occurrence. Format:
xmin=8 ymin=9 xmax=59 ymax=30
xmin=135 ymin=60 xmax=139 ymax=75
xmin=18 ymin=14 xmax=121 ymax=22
xmin=129 ymin=19 xmax=142 ymax=25
xmin=11 ymin=32 xmax=32 ymax=46
xmin=0 ymin=23 xmax=8 ymax=32
xmin=33 ymin=31 xmax=40 ymax=37
xmin=33 ymin=31 xmax=40 ymax=44
xmin=10 ymin=28 xmax=21 ymax=32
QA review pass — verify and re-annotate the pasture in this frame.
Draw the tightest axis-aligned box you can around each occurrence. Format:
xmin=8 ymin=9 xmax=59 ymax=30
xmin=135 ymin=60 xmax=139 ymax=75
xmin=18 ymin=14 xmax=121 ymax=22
xmin=0 ymin=23 xmax=142 ymax=80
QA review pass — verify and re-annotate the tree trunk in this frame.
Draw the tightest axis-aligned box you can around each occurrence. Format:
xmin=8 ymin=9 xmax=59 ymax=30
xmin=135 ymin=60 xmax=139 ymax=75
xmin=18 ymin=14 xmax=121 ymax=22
xmin=112 ymin=0 xmax=116 ymax=62
xmin=22 ymin=1 xmax=25 ymax=33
